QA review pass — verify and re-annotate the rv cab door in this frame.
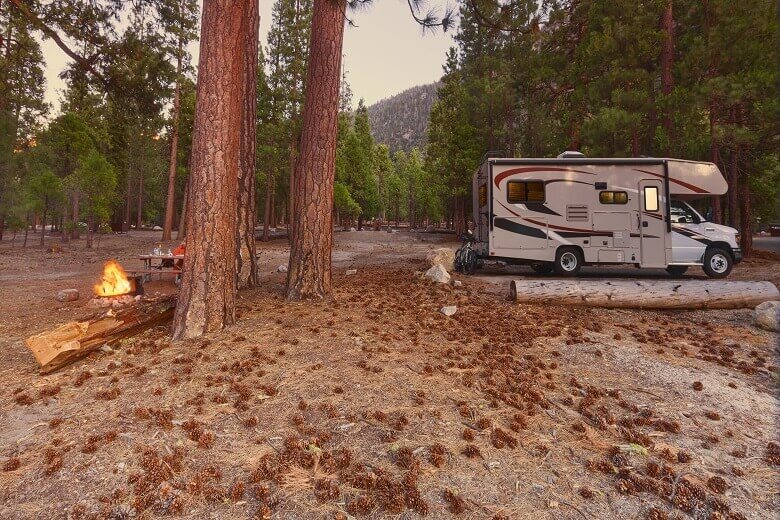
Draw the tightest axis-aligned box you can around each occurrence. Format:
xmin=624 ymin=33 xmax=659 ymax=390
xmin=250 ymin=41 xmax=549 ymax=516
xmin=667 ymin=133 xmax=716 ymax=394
xmin=638 ymin=179 xmax=667 ymax=268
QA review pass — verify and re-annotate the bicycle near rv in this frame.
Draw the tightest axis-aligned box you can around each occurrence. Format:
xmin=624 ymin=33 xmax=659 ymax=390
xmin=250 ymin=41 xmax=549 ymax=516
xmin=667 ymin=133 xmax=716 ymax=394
xmin=461 ymin=151 xmax=741 ymax=278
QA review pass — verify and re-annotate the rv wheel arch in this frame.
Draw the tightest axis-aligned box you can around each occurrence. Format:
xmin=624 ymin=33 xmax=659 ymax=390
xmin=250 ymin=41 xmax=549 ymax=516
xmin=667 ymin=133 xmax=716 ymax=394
xmin=554 ymin=246 xmax=584 ymax=276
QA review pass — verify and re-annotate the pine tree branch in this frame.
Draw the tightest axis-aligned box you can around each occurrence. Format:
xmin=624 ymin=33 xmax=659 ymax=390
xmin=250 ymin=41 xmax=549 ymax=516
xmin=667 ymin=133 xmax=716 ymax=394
xmin=8 ymin=0 xmax=110 ymax=88
xmin=465 ymin=0 xmax=535 ymax=33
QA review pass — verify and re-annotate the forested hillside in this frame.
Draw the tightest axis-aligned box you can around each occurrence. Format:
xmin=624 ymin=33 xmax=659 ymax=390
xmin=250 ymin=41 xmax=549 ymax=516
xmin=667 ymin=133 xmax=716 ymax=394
xmin=367 ymin=82 xmax=438 ymax=153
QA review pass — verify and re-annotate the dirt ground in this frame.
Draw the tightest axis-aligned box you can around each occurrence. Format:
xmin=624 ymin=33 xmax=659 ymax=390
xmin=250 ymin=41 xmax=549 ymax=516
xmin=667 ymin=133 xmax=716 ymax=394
xmin=0 ymin=230 xmax=777 ymax=520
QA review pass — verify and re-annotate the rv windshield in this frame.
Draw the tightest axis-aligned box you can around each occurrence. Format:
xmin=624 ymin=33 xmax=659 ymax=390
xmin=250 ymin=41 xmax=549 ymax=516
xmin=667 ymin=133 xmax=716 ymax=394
xmin=670 ymin=200 xmax=706 ymax=224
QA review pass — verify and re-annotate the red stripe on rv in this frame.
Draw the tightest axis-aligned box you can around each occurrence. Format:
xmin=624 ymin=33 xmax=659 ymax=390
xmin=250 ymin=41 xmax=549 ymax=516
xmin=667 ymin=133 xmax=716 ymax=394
xmin=633 ymin=168 xmax=708 ymax=194
xmin=493 ymin=167 xmax=595 ymax=187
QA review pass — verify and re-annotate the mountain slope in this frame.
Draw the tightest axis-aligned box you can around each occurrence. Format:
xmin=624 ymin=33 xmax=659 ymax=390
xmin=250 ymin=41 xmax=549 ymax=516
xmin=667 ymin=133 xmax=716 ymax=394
xmin=367 ymin=82 xmax=439 ymax=153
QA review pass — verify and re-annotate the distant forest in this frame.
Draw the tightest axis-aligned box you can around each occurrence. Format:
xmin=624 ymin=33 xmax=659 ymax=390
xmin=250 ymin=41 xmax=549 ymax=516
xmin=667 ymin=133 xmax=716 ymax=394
xmin=367 ymin=83 xmax=439 ymax=153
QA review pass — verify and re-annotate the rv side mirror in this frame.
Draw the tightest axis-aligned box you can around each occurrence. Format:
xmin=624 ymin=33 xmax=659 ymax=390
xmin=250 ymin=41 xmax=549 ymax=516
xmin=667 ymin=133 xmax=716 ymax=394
xmin=704 ymin=208 xmax=713 ymax=221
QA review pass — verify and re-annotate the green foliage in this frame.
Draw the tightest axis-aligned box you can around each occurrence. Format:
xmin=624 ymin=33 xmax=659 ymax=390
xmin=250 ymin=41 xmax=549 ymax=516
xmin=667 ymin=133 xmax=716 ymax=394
xmin=75 ymin=150 xmax=118 ymax=224
xmin=25 ymin=169 xmax=64 ymax=218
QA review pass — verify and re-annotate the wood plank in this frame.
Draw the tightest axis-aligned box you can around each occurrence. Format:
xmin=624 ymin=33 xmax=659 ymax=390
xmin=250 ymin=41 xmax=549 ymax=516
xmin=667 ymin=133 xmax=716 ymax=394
xmin=509 ymin=279 xmax=779 ymax=309
xmin=25 ymin=296 xmax=176 ymax=374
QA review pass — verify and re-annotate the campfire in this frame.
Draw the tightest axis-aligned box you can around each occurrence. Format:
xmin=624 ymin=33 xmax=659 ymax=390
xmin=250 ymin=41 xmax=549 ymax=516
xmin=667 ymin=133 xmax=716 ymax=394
xmin=90 ymin=260 xmax=139 ymax=308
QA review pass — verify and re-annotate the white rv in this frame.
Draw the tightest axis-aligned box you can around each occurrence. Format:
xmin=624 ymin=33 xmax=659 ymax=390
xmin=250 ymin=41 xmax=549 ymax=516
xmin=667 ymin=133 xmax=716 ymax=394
xmin=471 ymin=152 xmax=742 ymax=278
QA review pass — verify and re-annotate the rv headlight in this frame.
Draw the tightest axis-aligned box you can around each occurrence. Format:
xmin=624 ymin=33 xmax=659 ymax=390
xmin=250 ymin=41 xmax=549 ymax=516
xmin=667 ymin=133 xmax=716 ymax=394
xmin=734 ymin=233 xmax=740 ymax=244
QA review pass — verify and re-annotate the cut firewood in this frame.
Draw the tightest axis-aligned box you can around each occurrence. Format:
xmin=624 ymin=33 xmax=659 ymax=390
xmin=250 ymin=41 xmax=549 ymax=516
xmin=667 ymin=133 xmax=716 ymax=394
xmin=25 ymin=296 xmax=176 ymax=374
xmin=509 ymin=279 xmax=779 ymax=309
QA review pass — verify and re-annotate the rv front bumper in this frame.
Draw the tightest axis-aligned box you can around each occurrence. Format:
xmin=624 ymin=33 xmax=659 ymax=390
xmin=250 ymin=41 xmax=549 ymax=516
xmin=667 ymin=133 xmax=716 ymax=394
xmin=732 ymin=248 xmax=743 ymax=264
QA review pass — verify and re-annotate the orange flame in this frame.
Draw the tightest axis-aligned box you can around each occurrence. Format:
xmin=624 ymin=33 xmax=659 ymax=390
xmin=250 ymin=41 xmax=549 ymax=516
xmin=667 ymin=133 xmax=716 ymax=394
xmin=94 ymin=260 xmax=133 ymax=297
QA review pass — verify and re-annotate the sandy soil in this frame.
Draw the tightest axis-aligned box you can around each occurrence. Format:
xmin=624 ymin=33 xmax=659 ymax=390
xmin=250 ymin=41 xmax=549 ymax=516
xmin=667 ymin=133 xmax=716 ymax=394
xmin=0 ymin=230 xmax=777 ymax=520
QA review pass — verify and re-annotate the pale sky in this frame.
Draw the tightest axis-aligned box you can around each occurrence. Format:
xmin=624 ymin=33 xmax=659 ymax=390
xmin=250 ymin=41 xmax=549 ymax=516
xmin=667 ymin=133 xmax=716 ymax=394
xmin=39 ymin=1 xmax=456 ymax=115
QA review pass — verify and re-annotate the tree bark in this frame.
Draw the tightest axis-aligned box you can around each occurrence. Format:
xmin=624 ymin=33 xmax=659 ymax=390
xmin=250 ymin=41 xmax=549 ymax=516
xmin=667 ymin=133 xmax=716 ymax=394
xmin=172 ymin=0 xmax=247 ymax=340
xmin=510 ymin=279 xmax=779 ymax=309
xmin=162 ymin=25 xmax=184 ymax=242
xmin=237 ymin=0 xmax=259 ymax=289
xmin=70 ymin=192 xmax=80 ymax=238
xmin=739 ymin=170 xmax=752 ymax=256
xmin=136 ymin=171 xmax=144 ymax=230
xmin=286 ymin=0 xmax=345 ymax=301
xmin=727 ymin=144 xmax=738 ymax=229
xmin=39 ymin=209 xmax=46 ymax=247
xmin=262 ymin=169 xmax=274 ymax=241
xmin=176 ymin=180 xmax=189 ymax=240
xmin=123 ymin=173 xmax=131 ymax=232
xmin=86 ymin=215 xmax=94 ymax=249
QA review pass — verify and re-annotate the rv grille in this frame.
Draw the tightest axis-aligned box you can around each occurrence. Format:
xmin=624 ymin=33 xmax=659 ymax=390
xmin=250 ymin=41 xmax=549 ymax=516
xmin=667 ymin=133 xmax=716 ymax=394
xmin=566 ymin=205 xmax=589 ymax=221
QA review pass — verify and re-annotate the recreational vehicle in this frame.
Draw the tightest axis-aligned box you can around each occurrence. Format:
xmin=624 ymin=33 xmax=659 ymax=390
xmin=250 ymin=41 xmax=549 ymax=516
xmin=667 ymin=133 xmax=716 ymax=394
xmin=470 ymin=152 xmax=741 ymax=278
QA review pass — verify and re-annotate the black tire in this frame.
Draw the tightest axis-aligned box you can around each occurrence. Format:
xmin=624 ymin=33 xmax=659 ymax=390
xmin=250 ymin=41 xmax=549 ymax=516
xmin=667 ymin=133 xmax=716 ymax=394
xmin=665 ymin=265 xmax=689 ymax=277
xmin=464 ymin=249 xmax=477 ymax=275
xmin=702 ymin=247 xmax=733 ymax=278
xmin=454 ymin=248 xmax=464 ymax=273
xmin=554 ymin=247 xmax=583 ymax=276
xmin=530 ymin=262 xmax=555 ymax=275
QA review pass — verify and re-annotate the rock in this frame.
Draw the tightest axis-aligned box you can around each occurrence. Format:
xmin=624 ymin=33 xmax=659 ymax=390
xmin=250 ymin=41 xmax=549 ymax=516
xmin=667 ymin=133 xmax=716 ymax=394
xmin=153 ymin=225 xmax=163 ymax=231
xmin=99 ymin=345 xmax=113 ymax=353
xmin=47 ymin=244 xmax=63 ymax=254
xmin=277 ymin=264 xmax=288 ymax=273
xmin=56 ymin=289 xmax=79 ymax=302
xmin=349 ymin=227 xmax=356 ymax=232
xmin=425 ymin=248 xmax=455 ymax=272
xmin=754 ymin=301 xmax=780 ymax=332
xmin=452 ymin=280 xmax=463 ymax=287
xmin=424 ymin=263 xmax=451 ymax=284
xmin=345 ymin=269 xmax=357 ymax=276
xmin=440 ymin=305 xmax=458 ymax=316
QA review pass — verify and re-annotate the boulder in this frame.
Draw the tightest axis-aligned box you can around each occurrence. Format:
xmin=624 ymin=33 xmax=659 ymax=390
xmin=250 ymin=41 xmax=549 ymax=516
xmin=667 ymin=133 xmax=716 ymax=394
xmin=425 ymin=248 xmax=455 ymax=272
xmin=277 ymin=264 xmax=288 ymax=273
xmin=56 ymin=289 xmax=79 ymax=302
xmin=440 ymin=305 xmax=458 ymax=316
xmin=452 ymin=280 xmax=463 ymax=288
xmin=424 ymin=263 xmax=451 ymax=284
xmin=345 ymin=269 xmax=357 ymax=276
xmin=153 ymin=225 xmax=163 ymax=231
xmin=754 ymin=301 xmax=780 ymax=332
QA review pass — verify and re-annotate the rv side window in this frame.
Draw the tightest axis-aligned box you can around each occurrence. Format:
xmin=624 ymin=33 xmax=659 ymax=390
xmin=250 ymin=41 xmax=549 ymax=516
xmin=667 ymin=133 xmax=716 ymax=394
xmin=507 ymin=181 xmax=545 ymax=204
xmin=479 ymin=185 xmax=487 ymax=206
xmin=644 ymin=186 xmax=659 ymax=212
xmin=599 ymin=191 xmax=628 ymax=204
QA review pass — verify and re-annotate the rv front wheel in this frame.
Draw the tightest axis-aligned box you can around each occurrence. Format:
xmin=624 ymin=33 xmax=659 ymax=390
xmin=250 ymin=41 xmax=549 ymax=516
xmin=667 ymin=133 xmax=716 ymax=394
xmin=554 ymin=247 xmax=583 ymax=276
xmin=530 ymin=262 xmax=554 ymax=275
xmin=703 ymin=248 xmax=733 ymax=278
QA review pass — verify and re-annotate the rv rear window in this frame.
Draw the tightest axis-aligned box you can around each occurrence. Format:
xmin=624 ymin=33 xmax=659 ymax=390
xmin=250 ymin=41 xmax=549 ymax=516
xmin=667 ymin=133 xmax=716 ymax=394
xmin=507 ymin=181 xmax=545 ymax=204
xmin=599 ymin=191 xmax=628 ymax=204
xmin=479 ymin=185 xmax=487 ymax=206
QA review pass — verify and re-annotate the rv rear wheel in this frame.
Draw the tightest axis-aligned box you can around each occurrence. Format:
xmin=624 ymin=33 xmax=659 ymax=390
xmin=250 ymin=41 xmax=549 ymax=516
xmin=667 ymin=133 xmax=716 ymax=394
xmin=665 ymin=266 xmax=689 ymax=277
xmin=530 ymin=262 xmax=554 ymax=275
xmin=702 ymin=247 xmax=733 ymax=278
xmin=554 ymin=247 xmax=583 ymax=276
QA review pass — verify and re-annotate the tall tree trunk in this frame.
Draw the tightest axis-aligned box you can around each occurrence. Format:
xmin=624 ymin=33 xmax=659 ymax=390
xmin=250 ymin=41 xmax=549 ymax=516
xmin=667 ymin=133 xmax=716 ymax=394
xmin=23 ymin=213 xmax=29 ymax=247
xmin=86 ymin=215 xmax=94 ymax=249
xmin=39 ymin=210 xmax=46 ymax=247
xmin=136 ymin=172 xmax=144 ymax=230
xmin=237 ymin=0 xmax=259 ymax=289
xmin=739 ymin=171 xmax=752 ymax=257
xmin=0 ymin=212 xmax=5 ymax=241
xmin=123 ymin=174 xmax=132 ymax=232
xmin=660 ymin=0 xmax=674 ymax=151
xmin=286 ymin=0 xmax=345 ymax=301
xmin=262 ymin=169 xmax=274 ymax=241
xmin=727 ymin=146 xmax=738 ymax=229
xmin=709 ymin=100 xmax=722 ymax=223
xmin=70 ymin=192 xmax=80 ymax=238
xmin=172 ymin=0 xmax=248 ymax=340
xmin=162 ymin=30 xmax=184 ymax=242
xmin=176 ymin=180 xmax=189 ymax=240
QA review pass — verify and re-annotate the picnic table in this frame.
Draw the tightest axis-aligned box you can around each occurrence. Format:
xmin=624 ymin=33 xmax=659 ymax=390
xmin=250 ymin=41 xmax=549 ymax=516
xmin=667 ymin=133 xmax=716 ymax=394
xmin=133 ymin=254 xmax=184 ymax=283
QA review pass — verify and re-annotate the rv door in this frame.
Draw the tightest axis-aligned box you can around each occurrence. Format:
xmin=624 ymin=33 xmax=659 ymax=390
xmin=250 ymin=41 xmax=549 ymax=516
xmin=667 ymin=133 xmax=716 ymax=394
xmin=638 ymin=179 xmax=667 ymax=268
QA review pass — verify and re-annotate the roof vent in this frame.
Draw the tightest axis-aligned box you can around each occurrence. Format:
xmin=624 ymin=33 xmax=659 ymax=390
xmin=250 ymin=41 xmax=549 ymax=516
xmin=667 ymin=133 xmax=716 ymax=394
xmin=557 ymin=151 xmax=585 ymax=159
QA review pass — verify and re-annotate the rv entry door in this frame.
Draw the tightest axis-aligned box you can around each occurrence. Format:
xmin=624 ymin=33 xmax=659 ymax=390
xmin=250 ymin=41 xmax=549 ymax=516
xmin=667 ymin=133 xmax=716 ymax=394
xmin=638 ymin=179 xmax=667 ymax=268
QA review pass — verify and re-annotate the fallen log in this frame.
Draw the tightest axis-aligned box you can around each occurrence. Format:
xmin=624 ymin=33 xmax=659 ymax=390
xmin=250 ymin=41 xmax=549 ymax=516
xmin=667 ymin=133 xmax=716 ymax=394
xmin=25 ymin=296 xmax=176 ymax=374
xmin=509 ymin=279 xmax=779 ymax=309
